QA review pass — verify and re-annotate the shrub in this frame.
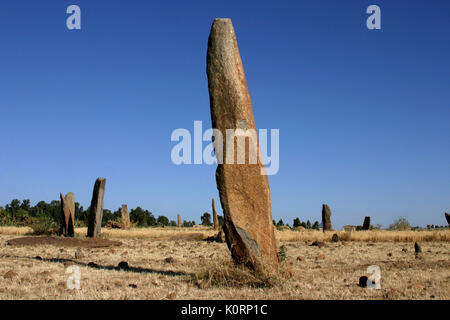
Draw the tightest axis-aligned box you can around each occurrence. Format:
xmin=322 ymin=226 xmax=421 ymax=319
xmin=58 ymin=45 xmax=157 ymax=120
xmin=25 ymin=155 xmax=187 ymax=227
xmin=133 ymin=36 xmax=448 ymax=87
xmin=389 ymin=216 xmax=411 ymax=230
xmin=29 ymin=217 xmax=58 ymax=235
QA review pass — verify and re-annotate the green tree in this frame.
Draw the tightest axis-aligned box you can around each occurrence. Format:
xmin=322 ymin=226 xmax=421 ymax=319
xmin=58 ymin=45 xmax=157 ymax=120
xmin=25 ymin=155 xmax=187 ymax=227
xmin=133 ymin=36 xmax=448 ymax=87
xmin=276 ymin=219 xmax=284 ymax=227
xmin=20 ymin=199 xmax=31 ymax=211
xmin=182 ymin=220 xmax=195 ymax=227
xmin=217 ymin=215 xmax=224 ymax=227
xmin=293 ymin=218 xmax=301 ymax=228
xmin=306 ymin=220 xmax=311 ymax=229
xmin=389 ymin=216 xmax=411 ymax=230
xmin=201 ymin=212 xmax=212 ymax=226
xmin=312 ymin=221 xmax=319 ymax=230
xmin=157 ymin=215 xmax=169 ymax=226
xmin=7 ymin=199 xmax=21 ymax=220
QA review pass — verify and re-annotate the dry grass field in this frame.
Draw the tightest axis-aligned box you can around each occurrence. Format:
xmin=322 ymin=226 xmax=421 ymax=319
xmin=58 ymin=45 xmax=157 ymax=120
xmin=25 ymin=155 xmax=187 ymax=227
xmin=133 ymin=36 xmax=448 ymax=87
xmin=0 ymin=226 xmax=449 ymax=300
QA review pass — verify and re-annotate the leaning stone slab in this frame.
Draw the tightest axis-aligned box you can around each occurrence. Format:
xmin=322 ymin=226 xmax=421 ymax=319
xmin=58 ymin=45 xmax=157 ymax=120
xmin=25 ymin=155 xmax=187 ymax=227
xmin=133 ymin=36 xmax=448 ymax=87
xmin=362 ymin=216 xmax=371 ymax=230
xmin=206 ymin=18 xmax=278 ymax=272
xmin=60 ymin=192 xmax=75 ymax=237
xmin=87 ymin=178 xmax=106 ymax=238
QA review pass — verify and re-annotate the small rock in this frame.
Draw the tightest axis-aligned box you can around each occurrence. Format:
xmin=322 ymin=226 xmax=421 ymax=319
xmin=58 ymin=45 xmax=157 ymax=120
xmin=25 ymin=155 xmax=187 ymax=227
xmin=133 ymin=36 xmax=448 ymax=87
xmin=164 ymin=257 xmax=175 ymax=263
xmin=166 ymin=292 xmax=177 ymax=300
xmin=310 ymin=241 xmax=326 ymax=248
xmin=75 ymin=248 xmax=84 ymax=259
xmin=3 ymin=271 xmax=18 ymax=279
xmin=331 ymin=233 xmax=339 ymax=242
xmin=414 ymin=242 xmax=422 ymax=254
xmin=359 ymin=276 xmax=368 ymax=288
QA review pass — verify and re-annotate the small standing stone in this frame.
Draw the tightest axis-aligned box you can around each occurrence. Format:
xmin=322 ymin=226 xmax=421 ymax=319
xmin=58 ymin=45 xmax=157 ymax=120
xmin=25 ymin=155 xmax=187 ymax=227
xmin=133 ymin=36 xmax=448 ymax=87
xmin=322 ymin=204 xmax=332 ymax=231
xmin=331 ymin=233 xmax=339 ymax=242
xmin=415 ymin=242 xmax=422 ymax=255
xmin=212 ymin=198 xmax=219 ymax=231
xmin=362 ymin=216 xmax=371 ymax=230
xmin=75 ymin=248 xmax=84 ymax=259
xmin=121 ymin=204 xmax=130 ymax=229
xmin=59 ymin=192 xmax=75 ymax=237
xmin=87 ymin=178 xmax=106 ymax=238
xmin=177 ymin=214 xmax=181 ymax=228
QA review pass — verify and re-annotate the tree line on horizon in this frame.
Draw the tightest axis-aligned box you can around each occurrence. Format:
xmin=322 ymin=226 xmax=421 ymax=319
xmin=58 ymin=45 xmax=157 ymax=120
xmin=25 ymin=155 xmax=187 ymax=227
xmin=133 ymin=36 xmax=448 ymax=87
xmin=0 ymin=199 xmax=447 ymax=230
xmin=0 ymin=198 xmax=225 ymax=229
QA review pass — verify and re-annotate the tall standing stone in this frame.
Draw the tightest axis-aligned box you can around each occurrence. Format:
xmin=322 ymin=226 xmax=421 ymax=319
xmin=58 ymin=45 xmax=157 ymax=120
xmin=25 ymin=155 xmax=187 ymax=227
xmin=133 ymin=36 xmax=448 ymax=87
xmin=121 ymin=204 xmax=130 ymax=229
xmin=362 ymin=216 xmax=371 ymax=230
xmin=87 ymin=178 xmax=106 ymax=238
xmin=212 ymin=198 xmax=219 ymax=231
xmin=60 ymin=192 xmax=75 ymax=237
xmin=207 ymin=18 xmax=278 ymax=272
xmin=177 ymin=214 xmax=181 ymax=228
xmin=445 ymin=212 xmax=450 ymax=226
xmin=322 ymin=204 xmax=332 ymax=231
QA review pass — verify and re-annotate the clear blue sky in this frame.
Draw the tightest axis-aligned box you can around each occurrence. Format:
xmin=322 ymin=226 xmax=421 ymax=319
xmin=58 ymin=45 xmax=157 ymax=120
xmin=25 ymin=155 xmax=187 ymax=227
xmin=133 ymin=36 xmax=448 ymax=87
xmin=1 ymin=0 xmax=449 ymax=228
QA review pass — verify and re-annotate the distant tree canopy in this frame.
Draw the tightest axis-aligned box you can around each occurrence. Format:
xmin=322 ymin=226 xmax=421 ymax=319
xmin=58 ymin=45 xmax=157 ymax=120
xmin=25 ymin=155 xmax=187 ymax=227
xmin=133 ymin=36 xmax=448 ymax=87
xmin=292 ymin=217 xmax=320 ymax=230
xmin=0 ymin=199 xmax=202 ymax=228
xmin=389 ymin=216 xmax=411 ymax=230
xmin=182 ymin=220 xmax=196 ymax=227
xmin=201 ymin=212 xmax=212 ymax=226
xmin=217 ymin=215 xmax=224 ymax=227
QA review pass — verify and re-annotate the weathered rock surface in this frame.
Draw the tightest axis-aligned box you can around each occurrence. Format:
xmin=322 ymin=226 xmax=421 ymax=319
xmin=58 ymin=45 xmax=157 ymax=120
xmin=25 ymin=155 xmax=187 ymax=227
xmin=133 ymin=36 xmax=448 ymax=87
xmin=322 ymin=204 xmax=332 ymax=231
xmin=362 ymin=216 xmax=371 ymax=230
xmin=87 ymin=178 xmax=106 ymax=238
xmin=121 ymin=204 xmax=130 ymax=229
xmin=212 ymin=198 xmax=219 ymax=231
xmin=415 ymin=242 xmax=422 ymax=254
xmin=331 ymin=233 xmax=339 ymax=242
xmin=206 ymin=18 xmax=278 ymax=272
xmin=59 ymin=192 xmax=75 ymax=237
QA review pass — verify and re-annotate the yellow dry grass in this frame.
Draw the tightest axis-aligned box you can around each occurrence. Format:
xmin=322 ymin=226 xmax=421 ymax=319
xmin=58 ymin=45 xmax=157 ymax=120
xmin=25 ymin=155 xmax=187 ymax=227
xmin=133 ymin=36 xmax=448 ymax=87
xmin=0 ymin=227 xmax=448 ymax=300
xmin=0 ymin=226 xmax=32 ymax=235
xmin=276 ymin=229 xmax=450 ymax=242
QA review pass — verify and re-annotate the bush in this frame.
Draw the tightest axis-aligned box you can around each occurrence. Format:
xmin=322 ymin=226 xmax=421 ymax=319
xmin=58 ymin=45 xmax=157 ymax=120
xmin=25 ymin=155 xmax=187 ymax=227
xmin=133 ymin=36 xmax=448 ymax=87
xmin=389 ymin=216 xmax=411 ymax=230
xmin=29 ymin=217 xmax=58 ymax=235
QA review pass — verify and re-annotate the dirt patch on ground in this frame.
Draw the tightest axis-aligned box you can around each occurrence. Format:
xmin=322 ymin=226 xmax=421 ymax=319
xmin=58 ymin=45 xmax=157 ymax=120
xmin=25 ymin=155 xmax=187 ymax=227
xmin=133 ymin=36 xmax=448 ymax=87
xmin=6 ymin=236 xmax=122 ymax=248
xmin=152 ymin=233 xmax=205 ymax=241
